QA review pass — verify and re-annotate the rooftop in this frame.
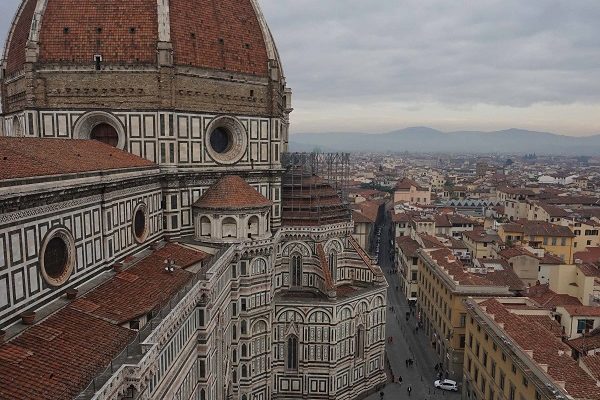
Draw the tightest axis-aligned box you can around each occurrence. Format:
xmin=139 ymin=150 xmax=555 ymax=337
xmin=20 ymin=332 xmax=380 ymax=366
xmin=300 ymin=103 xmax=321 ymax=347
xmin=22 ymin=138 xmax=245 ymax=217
xmin=193 ymin=175 xmax=272 ymax=210
xmin=0 ymin=243 xmax=208 ymax=400
xmin=0 ymin=138 xmax=155 ymax=181
xmin=476 ymin=298 xmax=600 ymax=399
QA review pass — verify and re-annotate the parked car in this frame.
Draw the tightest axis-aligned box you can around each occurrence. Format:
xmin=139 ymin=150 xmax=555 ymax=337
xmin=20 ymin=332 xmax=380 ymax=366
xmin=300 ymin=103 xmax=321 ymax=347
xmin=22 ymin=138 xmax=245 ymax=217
xmin=434 ymin=379 xmax=458 ymax=392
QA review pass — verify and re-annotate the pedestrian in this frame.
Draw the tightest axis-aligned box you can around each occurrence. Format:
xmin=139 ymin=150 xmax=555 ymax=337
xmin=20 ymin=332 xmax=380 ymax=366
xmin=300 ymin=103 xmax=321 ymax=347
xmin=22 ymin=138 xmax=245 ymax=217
xmin=398 ymin=375 xmax=403 ymax=385
xmin=405 ymin=359 xmax=409 ymax=367
xmin=407 ymin=385 xmax=412 ymax=396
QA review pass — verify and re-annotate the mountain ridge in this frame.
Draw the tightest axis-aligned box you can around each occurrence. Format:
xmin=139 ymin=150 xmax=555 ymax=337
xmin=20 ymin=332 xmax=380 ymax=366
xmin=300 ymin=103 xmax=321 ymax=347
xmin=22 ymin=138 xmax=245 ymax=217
xmin=289 ymin=127 xmax=600 ymax=155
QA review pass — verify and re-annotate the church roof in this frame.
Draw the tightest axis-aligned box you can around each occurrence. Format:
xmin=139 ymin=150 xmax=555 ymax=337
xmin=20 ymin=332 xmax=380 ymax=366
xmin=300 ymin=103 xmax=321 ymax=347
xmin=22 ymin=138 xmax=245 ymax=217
xmin=0 ymin=242 xmax=206 ymax=400
xmin=193 ymin=175 xmax=272 ymax=210
xmin=0 ymin=137 xmax=155 ymax=181
xmin=4 ymin=0 xmax=272 ymax=77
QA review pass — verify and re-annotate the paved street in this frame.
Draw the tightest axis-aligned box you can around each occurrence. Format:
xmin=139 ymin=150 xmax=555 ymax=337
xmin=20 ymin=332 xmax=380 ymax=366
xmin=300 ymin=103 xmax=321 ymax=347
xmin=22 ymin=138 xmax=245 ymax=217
xmin=364 ymin=215 xmax=461 ymax=400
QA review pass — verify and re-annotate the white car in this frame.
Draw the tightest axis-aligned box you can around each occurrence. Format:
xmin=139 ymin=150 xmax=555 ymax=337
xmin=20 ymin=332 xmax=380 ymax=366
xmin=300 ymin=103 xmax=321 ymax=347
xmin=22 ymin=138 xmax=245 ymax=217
xmin=434 ymin=379 xmax=458 ymax=392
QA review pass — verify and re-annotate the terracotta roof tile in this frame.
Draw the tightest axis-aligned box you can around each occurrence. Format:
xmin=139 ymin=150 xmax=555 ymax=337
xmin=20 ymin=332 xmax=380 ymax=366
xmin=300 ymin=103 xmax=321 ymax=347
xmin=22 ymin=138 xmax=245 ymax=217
xmin=170 ymin=0 xmax=269 ymax=75
xmin=193 ymin=175 xmax=272 ymax=209
xmin=478 ymin=298 xmax=600 ymax=399
xmin=396 ymin=236 xmax=421 ymax=258
xmin=0 ymin=243 xmax=207 ymax=399
xmin=0 ymin=308 xmax=134 ymax=400
xmin=527 ymin=284 xmax=582 ymax=308
xmin=0 ymin=138 xmax=155 ymax=181
xmin=81 ymin=243 xmax=205 ymax=324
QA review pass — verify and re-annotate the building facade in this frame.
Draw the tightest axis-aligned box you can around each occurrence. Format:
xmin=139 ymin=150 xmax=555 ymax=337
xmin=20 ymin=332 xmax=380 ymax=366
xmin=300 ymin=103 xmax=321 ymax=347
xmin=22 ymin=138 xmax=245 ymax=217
xmin=0 ymin=1 xmax=387 ymax=399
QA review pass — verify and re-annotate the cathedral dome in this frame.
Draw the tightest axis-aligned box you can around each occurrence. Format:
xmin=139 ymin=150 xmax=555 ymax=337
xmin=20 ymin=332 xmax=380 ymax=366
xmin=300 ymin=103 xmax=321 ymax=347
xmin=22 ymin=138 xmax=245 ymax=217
xmin=4 ymin=0 xmax=274 ymax=76
xmin=1 ymin=0 xmax=288 ymax=119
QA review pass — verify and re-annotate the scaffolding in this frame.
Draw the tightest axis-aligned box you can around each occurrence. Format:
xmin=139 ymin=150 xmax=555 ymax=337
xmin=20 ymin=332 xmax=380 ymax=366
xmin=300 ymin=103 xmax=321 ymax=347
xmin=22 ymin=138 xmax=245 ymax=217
xmin=281 ymin=152 xmax=351 ymax=226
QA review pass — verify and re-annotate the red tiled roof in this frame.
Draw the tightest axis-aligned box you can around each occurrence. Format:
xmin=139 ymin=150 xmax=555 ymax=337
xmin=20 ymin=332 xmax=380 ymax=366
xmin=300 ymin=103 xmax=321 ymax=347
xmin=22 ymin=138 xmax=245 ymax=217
xmin=463 ymin=230 xmax=502 ymax=243
xmin=194 ymin=175 xmax=272 ymax=210
xmin=473 ymin=259 xmax=525 ymax=292
xmin=561 ymin=305 xmax=600 ymax=318
xmin=498 ymin=246 xmax=537 ymax=259
xmin=80 ymin=243 xmax=205 ymax=324
xmin=0 ymin=308 xmax=134 ymax=400
xmin=396 ymin=236 xmax=421 ymax=258
xmin=0 ymin=138 xmax=155 ymax=180
xmin=352 ymin=210 xmax=374 ymax=224
xmin=582 ymin=354 xmax=600 ymax=380
xmin=568 ymin=332 xmax=600 ymax=354
xmin=6 ymin=0 xmax=270 ymax=76
xmin=574 ymin=247 xmax=600 ymax=265
xmin=0 ymin=243 xmax=207 ymax=399
xmin=418 ymin=233 xmax=445 ymax=249
xmin=479 ymin=298 xmax=600 ymax=399
xmin=351 ymin=200 xmax=381 ymax=223
xmin=395 ymin=177 xmax=426 ymax=191
xmin=427 ymin=248 xmax=494 ymax=286
xmin=4 ymin=0 xmax=36 ymax=76
xmin=170 ymin=0 xmax=269 ymax=76
xmin=527 ymin=284 xmax=582 ymax=308
xmin=502 ymin=220 xmax=574 ymax=238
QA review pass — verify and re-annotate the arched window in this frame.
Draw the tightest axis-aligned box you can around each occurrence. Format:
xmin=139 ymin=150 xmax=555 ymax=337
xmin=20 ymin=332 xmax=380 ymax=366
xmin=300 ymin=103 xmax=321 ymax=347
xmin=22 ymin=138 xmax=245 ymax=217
xmin=328 ymin=251 xmax=337 ymax=282
xmin=232 ymin=324 xmax=237 ymax=340
xmin=241 ymin=320 xmax=247 ymax=335
xmin=200 ymin=389 xmax=206 ymax=400
xmin=290 ymin=253 xmax=302 ymax=287
xmin=356 ymin=325 xmax=365 ymax=359
xmin=247 ymin=215 xmax=260 ymax=237
xmin=241 ymin=364 xmax=248 ymax=378
xmin=286 ymin=335 xmax=298 ymax=370
xmin=222 ymin=217 xmax=237 ymax=238
xmin=232 ymin=369 xmax=237 ymax=383
xmin=241 ymin=343 xmax=247 ymax=357
xmin=200 ymin=216 xmax=211 ymax=236
xmin=241 ymin=395 xmax=247 ymax=400
xmin=90 ymin=123 xmax=119 ymax=147
xmin=233 ymin=348 xmax=237 ymax=362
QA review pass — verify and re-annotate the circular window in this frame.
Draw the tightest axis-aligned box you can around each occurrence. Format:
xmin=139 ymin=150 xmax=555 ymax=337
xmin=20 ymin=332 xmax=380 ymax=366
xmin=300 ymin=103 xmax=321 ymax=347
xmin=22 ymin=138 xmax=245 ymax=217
xmin=40 ymin=228 xmax=75 ymax=287
xmin=132 ymin=203 xmax=149 ymax=243
xmin=205 ymin=116 xmax=248 ymax=165
xmin=91 ymin=123 xmax=119 ymax=147
xmin=210 ymin=127 xmax=232 ymax=153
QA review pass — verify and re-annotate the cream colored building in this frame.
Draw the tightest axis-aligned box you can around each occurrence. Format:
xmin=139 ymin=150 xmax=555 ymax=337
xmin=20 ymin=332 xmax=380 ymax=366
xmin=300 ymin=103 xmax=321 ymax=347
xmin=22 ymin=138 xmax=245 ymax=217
xmin=417 ymin=248 xmax=512 ymax=381
xmin=394 ymin=177 xmax=431 ymax=205
xmin=464 ymin=297 xmax=600 ymax=400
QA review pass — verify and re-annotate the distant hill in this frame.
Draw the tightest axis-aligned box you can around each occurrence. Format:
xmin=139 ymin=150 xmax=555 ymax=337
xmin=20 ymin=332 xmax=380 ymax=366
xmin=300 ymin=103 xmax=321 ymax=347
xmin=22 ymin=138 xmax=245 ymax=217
xmin=289 ymin=127 xmax=600 ymax=155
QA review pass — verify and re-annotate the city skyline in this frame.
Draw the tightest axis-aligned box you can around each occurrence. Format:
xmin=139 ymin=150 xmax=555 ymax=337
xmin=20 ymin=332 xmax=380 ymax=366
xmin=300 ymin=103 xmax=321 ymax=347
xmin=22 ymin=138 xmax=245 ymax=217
xmin=3 ymin=0 xmax=600 ymax=136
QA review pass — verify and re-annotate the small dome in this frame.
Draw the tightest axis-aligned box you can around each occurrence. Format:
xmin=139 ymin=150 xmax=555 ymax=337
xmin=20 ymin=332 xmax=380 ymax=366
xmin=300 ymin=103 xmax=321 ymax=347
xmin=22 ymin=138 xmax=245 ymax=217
xmin=193 ymin=175 xmax=272 ymax=210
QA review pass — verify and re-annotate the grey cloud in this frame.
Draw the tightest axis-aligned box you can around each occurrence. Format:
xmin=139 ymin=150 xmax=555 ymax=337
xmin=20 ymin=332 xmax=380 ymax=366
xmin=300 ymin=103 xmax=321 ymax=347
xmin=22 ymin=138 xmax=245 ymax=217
xmin=1 ymin=0 xmax=599 ymax=132
xmin=261 ymin=0 xmax=600 ymax=107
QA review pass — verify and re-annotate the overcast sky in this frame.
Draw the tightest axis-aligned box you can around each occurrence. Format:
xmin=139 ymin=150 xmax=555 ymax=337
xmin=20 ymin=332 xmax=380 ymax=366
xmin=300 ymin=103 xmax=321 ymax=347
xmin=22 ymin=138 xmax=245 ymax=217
xmin=2 ymin=0 xmax=600 ymax=136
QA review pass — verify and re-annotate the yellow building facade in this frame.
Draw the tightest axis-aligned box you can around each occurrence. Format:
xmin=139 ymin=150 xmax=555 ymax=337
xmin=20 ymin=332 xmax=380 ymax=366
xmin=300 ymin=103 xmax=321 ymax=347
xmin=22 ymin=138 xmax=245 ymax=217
xmin=417 ymin=248 xmax=512 ymax=381
xmin=464 ymin=297 xmax=600 ymax=400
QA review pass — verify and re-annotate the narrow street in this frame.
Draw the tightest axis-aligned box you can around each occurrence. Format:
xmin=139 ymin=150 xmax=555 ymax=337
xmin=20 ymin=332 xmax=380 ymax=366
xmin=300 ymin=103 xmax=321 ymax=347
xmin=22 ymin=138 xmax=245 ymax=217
xmin=364 ymin=214 xmax=461 ymax=400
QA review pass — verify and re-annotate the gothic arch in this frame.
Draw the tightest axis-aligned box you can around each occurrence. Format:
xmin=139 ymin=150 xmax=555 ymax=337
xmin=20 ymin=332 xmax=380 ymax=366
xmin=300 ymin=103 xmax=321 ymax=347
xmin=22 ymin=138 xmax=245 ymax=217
xmin=282 ymin=241 xmax=311 ymax=257
xmin=324 ymin=238 xmax=343 ymax=254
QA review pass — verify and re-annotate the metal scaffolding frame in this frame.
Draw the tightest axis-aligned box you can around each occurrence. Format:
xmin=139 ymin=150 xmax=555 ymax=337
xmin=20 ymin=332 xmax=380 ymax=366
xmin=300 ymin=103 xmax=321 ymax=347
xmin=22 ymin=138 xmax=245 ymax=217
xmin=281 ymin=152 xmax=351 ymax=225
